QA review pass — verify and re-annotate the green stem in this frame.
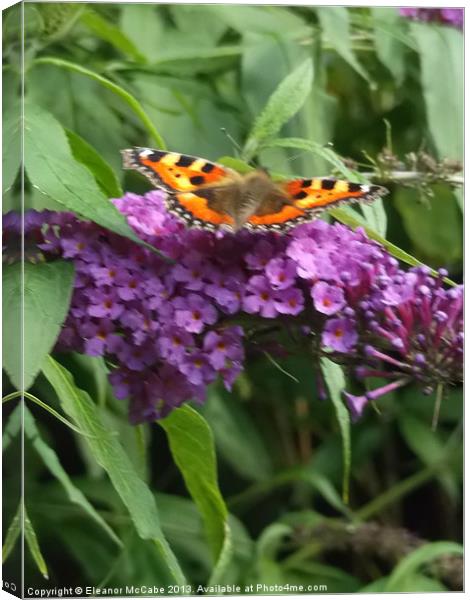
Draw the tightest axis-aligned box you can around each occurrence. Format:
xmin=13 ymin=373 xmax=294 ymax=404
xmin=361 ymin=169 xmax=463 ymax=186
xmin=263 ymin=351 xmax=300 ymax=383
xmin=282 ymin=538 xmax=325 ymax=568
xmin=32 ymin=57 xmax=166 ymax=149
xmin=355 ymin=423 xmax=462 ymax=523
xmin=227 ymin=469 xmax=301 ymax=510
xmin=354 ymin=467 xmax=435 ymax=522
xmin=432 ymin=382 xmax=444 ymax=431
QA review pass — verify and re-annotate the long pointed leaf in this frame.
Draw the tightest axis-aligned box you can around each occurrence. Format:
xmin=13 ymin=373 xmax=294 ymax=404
xmin=24 ymin=507 xmax=49 ymax=579
xmin=243 ymin=59 xmax=313 ymax=161
xmin=321 ymin=358 xmax=350 ymax=503
xmin=80 ymin=10 xmax=145 ymax=62
xmin=24 ymin=103 xmax=150 ymax=249
xmin=41 ymin=355 xmax=186 ymax=585
xmin=2 ymin=504 xmax=21 ymax=563
xmin=23 ymin=404 xmax=121 ymax=546
xmin=411 ymin=23 xmax=463 ymax=161
xmin=317 ymin=7 xmax=374 ymax=86
xmin=65 ymin=129 xmax=123 ymax=199
xmin=385 ymin=541 xmax=463 ymax=592
xmin=2 ymin=403 xmax=22 ymax=453
xmin=160 ymin=405 xmax=230 ymax=567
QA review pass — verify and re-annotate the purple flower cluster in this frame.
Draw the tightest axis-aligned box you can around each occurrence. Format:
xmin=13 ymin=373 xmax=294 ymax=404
xmin=345 ymin=268 xmax=463 ymax=419
xmin=3 ymin=190 xmax=462 ymax=424
xmin=399 ymin=7 xmax=463 ymax=29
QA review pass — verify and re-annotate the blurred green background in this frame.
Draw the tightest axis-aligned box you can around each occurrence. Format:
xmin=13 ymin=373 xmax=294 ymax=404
xmin=2 ymin=3 xmax=463 ymax=594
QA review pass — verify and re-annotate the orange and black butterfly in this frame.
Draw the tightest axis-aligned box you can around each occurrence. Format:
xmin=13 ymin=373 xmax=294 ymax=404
xmin=122 ymin=148 xmax=388 ymax=233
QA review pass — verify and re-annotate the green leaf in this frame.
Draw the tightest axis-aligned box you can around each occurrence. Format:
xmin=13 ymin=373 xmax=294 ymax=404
xmin=67 ymin=352 xmax=109 ymax=409
xmin=5 ymin=501 xmax=50 ymax=579
xmin=2 ymin=403 xmax=22 ymax=453
xmin=41 ymin=355 xmax=186 ymax=585
xmin=399 ymin=414 xmax=448 ymax=467
xmin=208 ymin=5 xmax=308 ymax=35
xmin=23 ymin=404 xmax=121 ymax=546
xmin=261 ymin=137 xmax=356 ymax=179
xmin=201 ymin=386 xmax=273 ymax=482
xmin=207 ymin=524 xmax=233 ymax=586
xmin=80 ymin=9 xmax=145 ymax=62
xmin=394 ymin=186 xmax=462 ymax=266
xmin=384 ymin=541 xmax=463 ymax=592
xmin=24 ymin=103 xmax=149 ymax=248
xmin=393 ymin=574 xmax=447 ymax=592
xmin=411 ymin=23 xmax=463 ymax=160
xmin=249 ymin=523 xmax=292 ymax=585
xmin=65 ymin=75 xmax=127 ymax=173
xmin=2 ymin=102 xmax=21 ymax=194
xmin=155 ymin=492 xmax=253 ymax=584
xmin=317 ymin=7 xmax=374 ymax=87
xmin=119 ymin=4 xmax=163 ymax=58
xmin=33 ymin=57 xmax=166 ymax=149
xmin=320 ymin=358 xmax=350 ymax=503
xmin=160 ymin=405 xmax=230 ymax=564
xmin=155 ymin=493 xmax=212 ymax=576
xmin=301 ymin=470 xmax=353 ymax=518
xmin=371 ymin=8 xmax=407 ymax=84
xmin=65 ymin=129 xmax=123 ymax=198
xmin=243 ymin=59 xmax=314 ymax=162
xmin=2 ymin=261 xmax=75 ymax=390
xmin=2 ymin=503 xmax=21 ymax=563
xmin=360 ymin=199 xmax=388 ymax=238
xmin=149 ymin=46 xmax=242 ymax=76
xmin=24 ymin=507 xmax=49 ymax=579
xmin=168 ymin=5 xmax=229 ymax=47
xmin=217 ymin=156 xmax=253 ymax=174
xmin=257 ymin=523 xmax=292 ymax=562
xmin=240 ymin=33 xmax=308 ymax=128
xmin=398 ymin=413 xmax=460 ymax=499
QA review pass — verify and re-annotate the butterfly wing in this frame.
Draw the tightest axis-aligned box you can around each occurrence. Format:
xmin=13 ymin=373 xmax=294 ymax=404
xmin=121 ymin=148 xmax=234 ymax=192
xmin=246 ymin=177 xmax=388 ymax=232
xmin=122 ymin=148 xmax=241 ymax=230
xmin=166 ymin=188 xmax=239 ymax=230
xmin=283 ymin=177 xmax=388 ymax=214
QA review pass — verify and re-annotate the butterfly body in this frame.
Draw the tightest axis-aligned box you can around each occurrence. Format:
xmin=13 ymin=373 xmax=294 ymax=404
xmin=122 ymin=147 xmax=388 ymax=233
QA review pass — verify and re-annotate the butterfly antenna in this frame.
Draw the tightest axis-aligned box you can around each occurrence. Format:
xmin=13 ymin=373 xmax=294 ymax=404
xmin=285 ymin=151 xmax=308 ymax=164
xmin=221 ymin=127 xmax=262 ymax=170
xmin=220 ymin=127 xmax=243 ymax=157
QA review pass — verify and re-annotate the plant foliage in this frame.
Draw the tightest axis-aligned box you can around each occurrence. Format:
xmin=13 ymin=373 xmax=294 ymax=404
xmin=2 ymin=3 xmax=462 ymax=594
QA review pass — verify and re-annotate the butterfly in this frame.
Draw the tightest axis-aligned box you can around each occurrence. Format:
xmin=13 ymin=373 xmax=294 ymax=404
xmin=121 ymin=148 xmax=388 ymax=233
